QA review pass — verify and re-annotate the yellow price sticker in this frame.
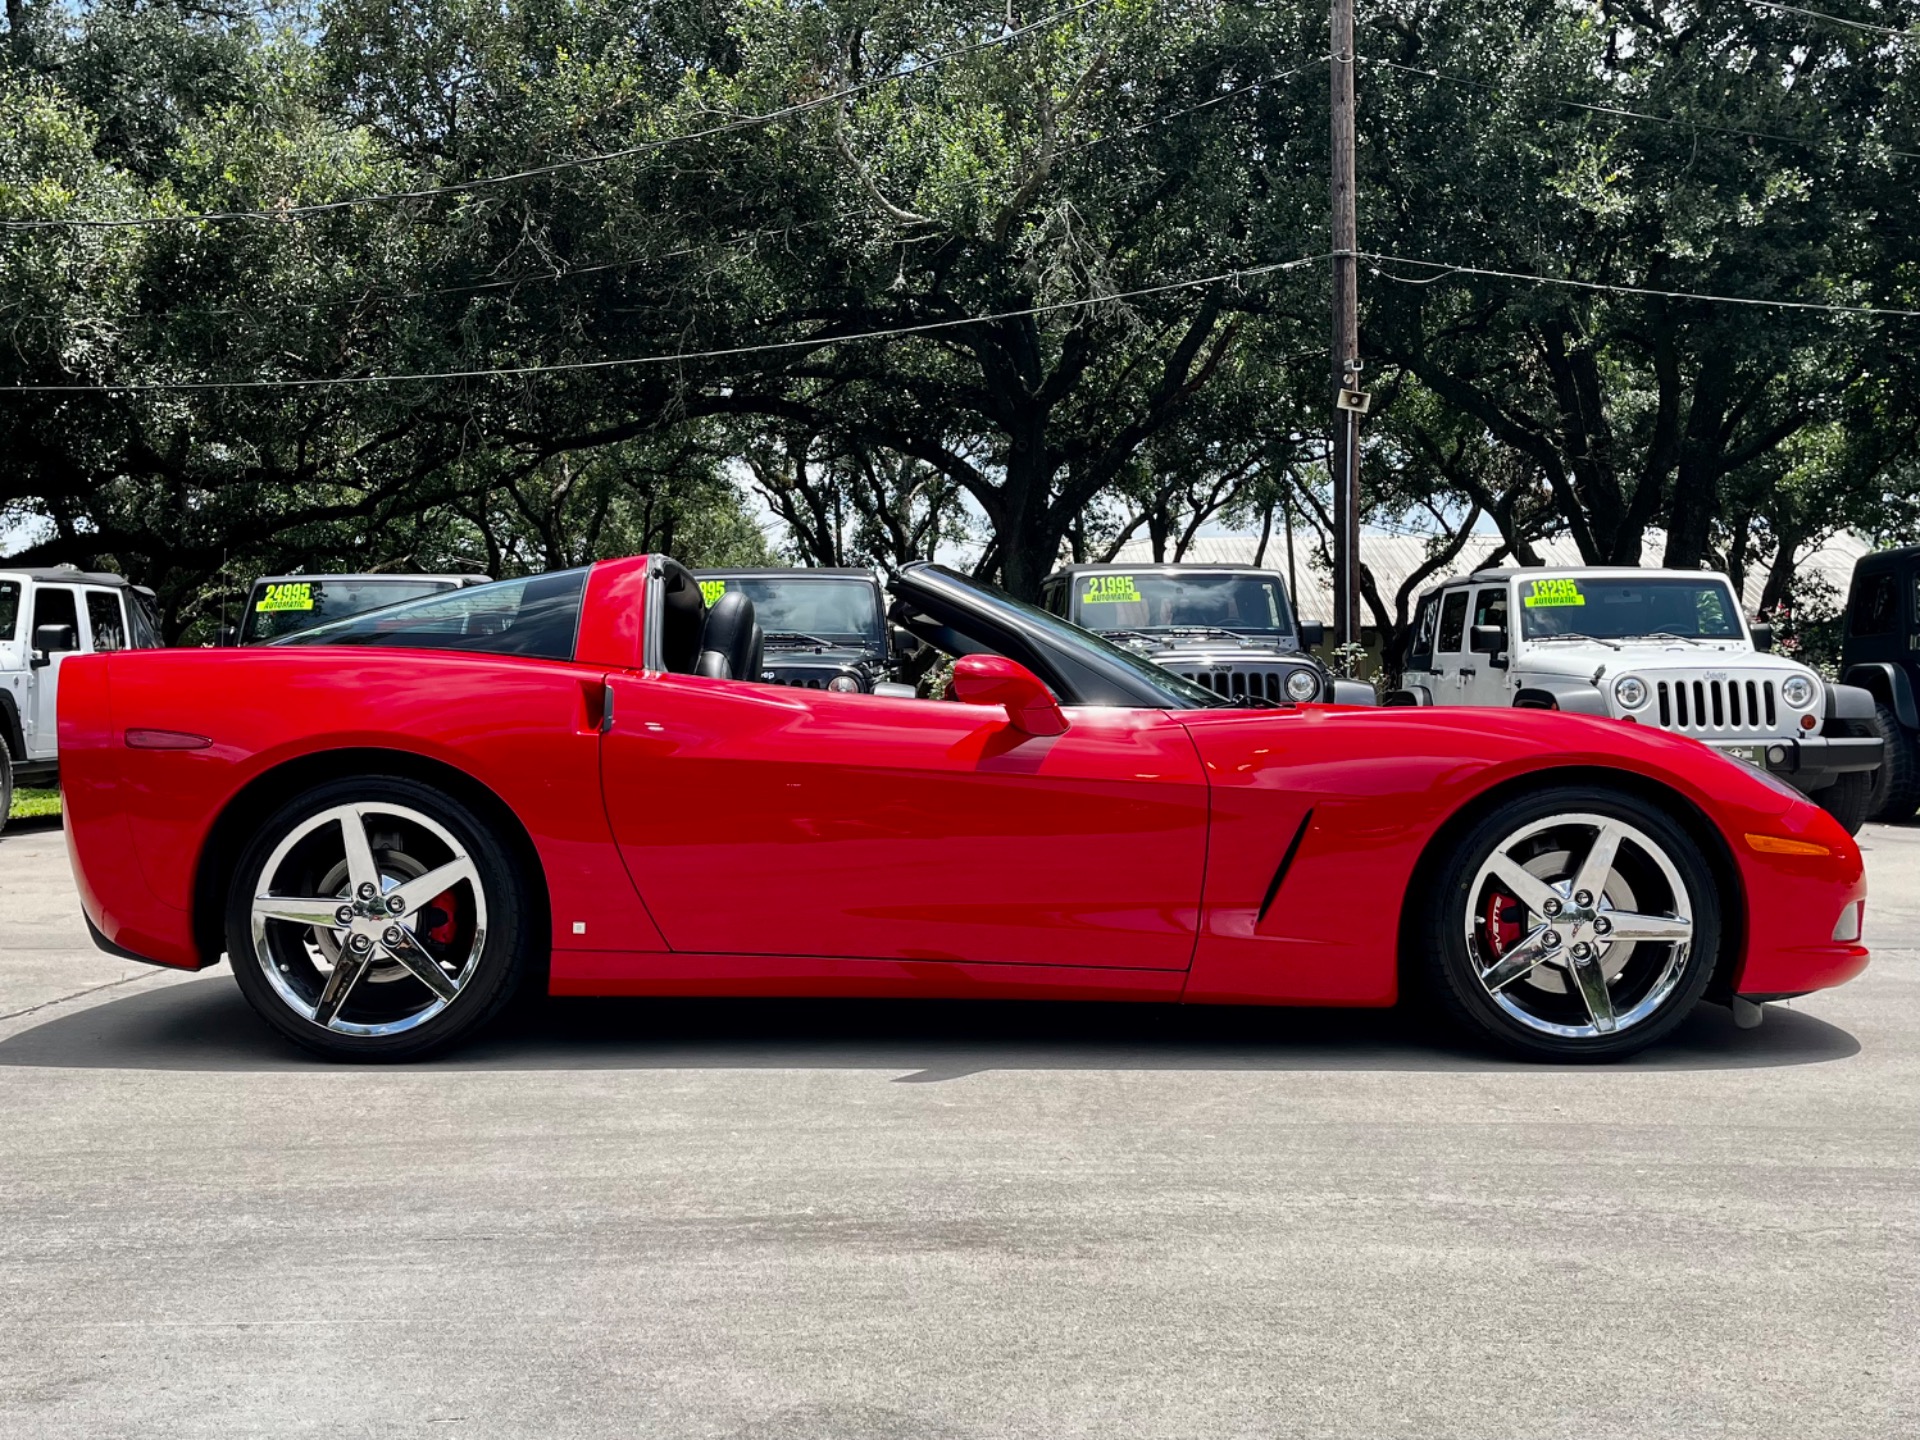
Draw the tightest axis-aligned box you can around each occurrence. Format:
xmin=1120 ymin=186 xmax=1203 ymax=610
xmin=1082 ymin=575 xmax=1143 ymax=605
xmin=699 ymin=579 xmax=727 ymax=606
xmin=255 ymin=582 xmax=314 ymax=613
xmin=1523 ymin=578 xmax=1585 ymax=609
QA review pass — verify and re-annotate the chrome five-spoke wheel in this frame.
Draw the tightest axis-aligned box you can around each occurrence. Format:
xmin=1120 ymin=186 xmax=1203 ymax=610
xmin=227 ymin=778 xmax=532 ymax=1060
xmin=1426 ymin=788 xmax=1721 ymax=1061
xmin=250 ymin=802 xmax=486 ymax=1035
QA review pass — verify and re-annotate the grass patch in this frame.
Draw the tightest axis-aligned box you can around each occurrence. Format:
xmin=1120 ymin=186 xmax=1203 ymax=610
xmin=9 ymin=787 xmax=61 ymax=821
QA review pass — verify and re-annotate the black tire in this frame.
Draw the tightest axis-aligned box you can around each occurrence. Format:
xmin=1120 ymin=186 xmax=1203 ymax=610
xmin=225 ymin=776 xmax=539 ymax=1062
xmin=1421 ymin=785 xmax=1722 ymax=1062
xmin=0 ymin=729 xmax=13 ymax=836
xmin=1866 ymin=703 xmax=1919 ymax=823
xmin=1817 ymin=769 xmax=1873 ymax=836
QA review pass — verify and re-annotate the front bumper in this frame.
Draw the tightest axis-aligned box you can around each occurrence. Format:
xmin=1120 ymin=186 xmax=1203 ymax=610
xmin=1709 ymin=735 xmax=1884 ymax=793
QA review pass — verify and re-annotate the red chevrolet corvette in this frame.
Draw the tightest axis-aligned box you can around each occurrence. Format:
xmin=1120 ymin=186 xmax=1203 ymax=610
xmin=59 ymin=556 xmax=1867 ymax=1062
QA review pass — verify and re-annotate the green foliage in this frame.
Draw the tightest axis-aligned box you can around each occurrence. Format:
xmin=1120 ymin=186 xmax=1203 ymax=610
xmin=9 ymin=787 xmax=60 ymax=820
xmin=0 ymin=0 xmax=1914 ymax=633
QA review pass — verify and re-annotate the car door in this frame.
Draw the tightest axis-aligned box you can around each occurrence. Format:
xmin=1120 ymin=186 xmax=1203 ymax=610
xmin=1432 ymin=587 xmax=1472 ymax=703
xmin=1461 ymin=585 xmax=1512 ymax=706
xmin=599 ymin=674 xmax=1211 ymax=969
xmin=26 ymin=584 xmax=82 ymax=760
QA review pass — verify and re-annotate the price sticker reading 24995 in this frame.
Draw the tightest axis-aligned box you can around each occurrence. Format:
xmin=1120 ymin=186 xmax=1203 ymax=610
xmin=255 ymin=582 xmax=315 ymax=613
xmin=1523 ymin=578 xmax=1585 ymax=609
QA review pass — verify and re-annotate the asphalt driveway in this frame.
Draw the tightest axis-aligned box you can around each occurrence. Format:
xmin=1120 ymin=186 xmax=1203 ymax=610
xmin=1 ymin=816 xmax=1914 ymax=1439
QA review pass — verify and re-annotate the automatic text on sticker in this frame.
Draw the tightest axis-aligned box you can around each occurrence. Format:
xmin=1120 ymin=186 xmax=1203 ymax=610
xmin=1523 ymin=578 xmax=1585 ymax=609
xmin=699 ymin=579 xmax=727 ymax=606
xmin=256 ymin=582 xmax=315 ymax=613
xmin=1083 ymin=575 xmax=1143 ymax=605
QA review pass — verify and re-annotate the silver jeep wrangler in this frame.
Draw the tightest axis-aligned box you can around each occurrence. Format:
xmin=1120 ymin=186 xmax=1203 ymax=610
xmin=1386 ymin=567 xmax=1884 ymax=832
xmin=0 ymin=567 xmax=163 ymax=831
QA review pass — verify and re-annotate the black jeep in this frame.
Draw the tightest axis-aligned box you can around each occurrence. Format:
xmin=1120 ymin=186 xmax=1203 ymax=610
xmin=1038 ymin=564 xmax=1374 ymax=705
xmin=1840 ymin=545 xmax=1920 ymax=821
xmin=693 ymin=568 xmax=918 ymax=695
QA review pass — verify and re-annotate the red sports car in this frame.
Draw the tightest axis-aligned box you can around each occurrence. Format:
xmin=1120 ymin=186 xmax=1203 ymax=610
xmin=59 ymin=556 xmax=1868 ymax=1062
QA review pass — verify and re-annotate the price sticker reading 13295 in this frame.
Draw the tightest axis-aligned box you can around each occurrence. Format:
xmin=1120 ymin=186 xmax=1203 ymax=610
xmin=1523 ymin=578 xmax=1586 ymax=609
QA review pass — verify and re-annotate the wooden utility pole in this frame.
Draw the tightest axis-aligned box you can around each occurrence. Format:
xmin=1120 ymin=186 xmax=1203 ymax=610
xmin=1329 ymin=0 xmax=1362 ymax=648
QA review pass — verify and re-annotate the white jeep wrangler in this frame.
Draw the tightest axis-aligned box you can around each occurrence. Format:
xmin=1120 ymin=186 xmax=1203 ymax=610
xmin=0 ymin=567 xmax=163 ymax=831
xmin=1387 ymin=567 xmax=1884 ymax=832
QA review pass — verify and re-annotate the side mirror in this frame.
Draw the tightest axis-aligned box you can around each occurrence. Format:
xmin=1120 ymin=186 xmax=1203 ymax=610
xmin=31 ymin=623 xmax=78 ymax=666
xmin=1469 ymin=624 xmax=1506 ymax=656
xmin=1751 ymin=623 xmax=1774 ymax=652
xmin=1298 ymin=622 xmax=1326 ymax=648
xmin=888 ymin=624 xmax=920 ymax=659
xmin=948 ymin=655 xmax=1068 ymax=737
xmin=216 ymin=625 xmax=238 ymax=648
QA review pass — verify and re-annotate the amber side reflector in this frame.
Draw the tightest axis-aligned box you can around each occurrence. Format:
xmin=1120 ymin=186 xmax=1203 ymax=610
xmin=124 ymin=729 xmax=213 ymax=751
xmin=1744 ymin=833 xmax=1831 ymax=858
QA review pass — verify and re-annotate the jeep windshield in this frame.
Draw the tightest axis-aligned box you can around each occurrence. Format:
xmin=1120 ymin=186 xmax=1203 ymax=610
xmin=1517 ymin=576 xmax=1745 ymax=642
xmin=700 ymin=575 xmax=883 ymax=649
xmin=241 ymin=577 xmax=462 ymax=643
xmin=1071 ymin=572 xmax=1297 ymax=637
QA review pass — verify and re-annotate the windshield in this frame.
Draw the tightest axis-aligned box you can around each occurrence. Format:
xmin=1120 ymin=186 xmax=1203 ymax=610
xmin=1070 ymin=571 xmax=1297 ymax=636
xmin=916 ymin=565 xmax=1235 ymax=709
xmin=699 ymin=575 xmax=884 ymax=647
xmin=1518 ymin=576 xmax=1745 ymax=641
xmin=275 ymin=569 xmax=587 ymax=660
xmin=242 ymin=578 xmax=461 ymax=643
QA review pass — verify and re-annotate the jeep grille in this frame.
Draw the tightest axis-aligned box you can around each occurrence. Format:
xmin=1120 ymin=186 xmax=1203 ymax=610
xmin=1655 ymin=678 xmax=1777 ymax=735
xmin=1170 ymin=665 xmax=1316 ymax=702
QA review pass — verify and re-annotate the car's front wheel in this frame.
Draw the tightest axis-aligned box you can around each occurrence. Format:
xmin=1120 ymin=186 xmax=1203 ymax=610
xmin=1421 ymin=787 xmax=1721 ymax=1061
xmin=225 ymin=777 xmax=537 ymax=1061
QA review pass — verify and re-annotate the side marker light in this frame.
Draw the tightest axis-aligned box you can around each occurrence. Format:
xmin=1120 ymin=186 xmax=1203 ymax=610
xmin=1743 ymin=833 xmax=1832 ymax=858
xmin=124 ymin=729 xmax=213 ymax=750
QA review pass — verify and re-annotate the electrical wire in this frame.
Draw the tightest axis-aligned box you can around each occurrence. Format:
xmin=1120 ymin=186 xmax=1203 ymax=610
xmin=1741 ymin=0 xmax=1917 ymax=39
xmin=0 ymin=253 xmax=1330 ymax=393
xmin=1361 ymin=251 xmax=1920 ymax=317
xmin=0 ymin=0 xmax=1108 ymax=232
xmin=1367 ymin=56 xmax=1920 ymax=161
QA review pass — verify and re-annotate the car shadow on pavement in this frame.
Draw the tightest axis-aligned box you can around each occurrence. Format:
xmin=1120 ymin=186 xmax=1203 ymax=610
xmin=0 ymin=972 xmax=1862 ymax=1076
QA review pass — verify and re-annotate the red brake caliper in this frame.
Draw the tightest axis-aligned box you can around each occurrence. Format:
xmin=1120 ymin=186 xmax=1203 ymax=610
xmin=425 ymin=890 xmax=459 ymax=946
xmin=1483 ymin=891 xmax=1525 ymax=959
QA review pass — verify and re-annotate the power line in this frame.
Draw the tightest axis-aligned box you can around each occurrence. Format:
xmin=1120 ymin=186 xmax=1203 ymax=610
xmin=0 ymin=253 xmax=1329 ymax=393
xmin=1367 ymin=56 xmax=1920 ymax=162
xmin=1362 ymin=251 xmax=1920 ymax=317
xmin=1741 ymin=1 xmax=1917 ymax=39
xmin=0 ymin=0 xmax=1107 ymax=232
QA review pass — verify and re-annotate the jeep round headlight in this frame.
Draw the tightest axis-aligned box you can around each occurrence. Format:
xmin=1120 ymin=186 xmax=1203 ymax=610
xmin=1781 ymin=674 xmax=1816 ymax=709
xmin=827 ymin=675 xmax=862 ymax=693
xmin=1285 ymin=669 xmax=1319 ymax=702
xmin=1614 ymin=675 xmax=1650 ymax=710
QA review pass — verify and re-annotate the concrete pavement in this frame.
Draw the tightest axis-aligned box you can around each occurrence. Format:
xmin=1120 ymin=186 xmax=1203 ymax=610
xmin=1 ymin=818 xmax=1914 ymax=1438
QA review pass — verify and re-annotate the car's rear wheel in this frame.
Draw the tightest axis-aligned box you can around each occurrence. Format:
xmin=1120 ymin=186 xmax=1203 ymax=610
xmin=0 ymin=729 xmax=13 ymax=836
xmin=225 ymin=777 xmax=536 ymax=1061
xmin=1422 ymin=787 xmax=1720 ymax=1061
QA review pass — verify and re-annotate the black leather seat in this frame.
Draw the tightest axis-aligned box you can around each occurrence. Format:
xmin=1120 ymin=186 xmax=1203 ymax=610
xmin=695 ymin=589 xmax=764 ymax=681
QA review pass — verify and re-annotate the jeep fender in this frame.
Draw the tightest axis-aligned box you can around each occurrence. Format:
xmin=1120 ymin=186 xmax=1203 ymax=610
xmin=1382 ymin=685 xmax=1432 ymax=707
xmin=1331 ymin=678 xmax=1378 ymax=706
xmin=1823 ymin=681 xmax=1876 ymax=723
xmin=1841 ymin=662 xmax=1917 ymax=730
xmin=1512 ymin=680 xmax=1609 ymax=716
xmin=0 ymin=690 xmax=22 ymax=760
